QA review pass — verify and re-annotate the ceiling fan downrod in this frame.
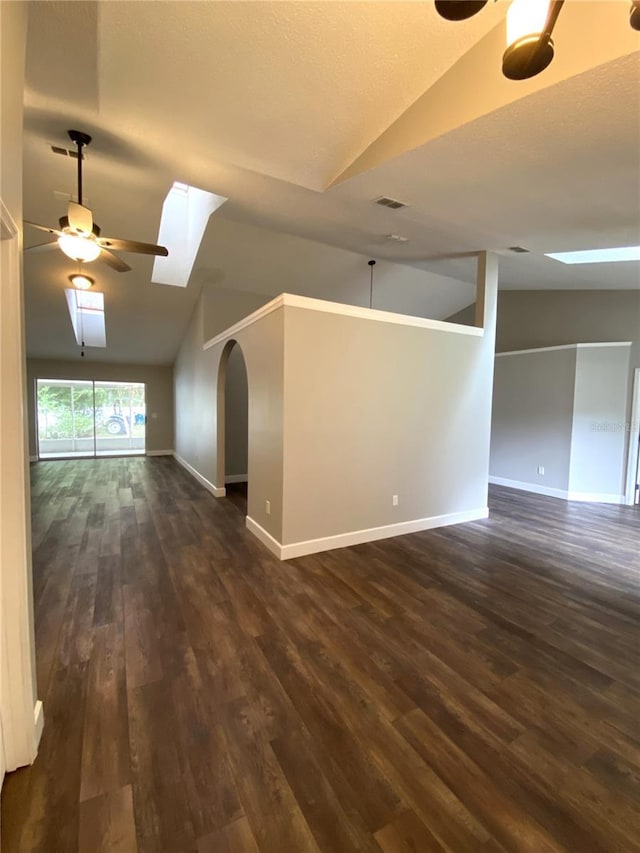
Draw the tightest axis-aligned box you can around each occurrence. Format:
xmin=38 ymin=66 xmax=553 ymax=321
xmin=68 ymin=129 xmax=92 ymax=206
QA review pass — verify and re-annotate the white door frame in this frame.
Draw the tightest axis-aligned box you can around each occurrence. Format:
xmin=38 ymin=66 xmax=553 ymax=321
xmin=1 ymin=198 xmax=43 ymax=782
xmin=625 ymin=368 xmax=640 ymax=505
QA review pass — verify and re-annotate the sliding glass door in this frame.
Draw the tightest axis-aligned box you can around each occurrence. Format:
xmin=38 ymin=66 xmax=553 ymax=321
xmin=94 ymin=381 xmax=146 ymax=456
xmin=36 ymin=379 xmax=146 ymax=459
xmin=36 ymin=379 xmax=95 ymax=458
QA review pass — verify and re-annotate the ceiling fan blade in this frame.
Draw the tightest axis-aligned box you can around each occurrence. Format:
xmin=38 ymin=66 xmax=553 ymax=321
xmin=97 ymin=236 xmax=168 ymax=257
xmin=67 ymin=201 xmax=93 ymax=236
xmin=24 ymin=221 xmax=64 ymax=238
xmin=99 ymin=248 xmax=132 ymax=273
xmin=24 ymin=240 xmax=58 ymax=254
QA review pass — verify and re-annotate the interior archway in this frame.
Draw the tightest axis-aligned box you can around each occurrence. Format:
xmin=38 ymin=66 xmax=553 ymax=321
xmin=216 ymin=339 xmax=249 ymax=515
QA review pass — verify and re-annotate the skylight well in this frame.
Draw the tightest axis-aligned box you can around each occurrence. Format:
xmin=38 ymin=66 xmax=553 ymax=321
xmin=152 ymin=182 xmax=227 ymax=287
xmin=65 ymin=288 xmax=106 ymax=348
xmin=545 ymin=246 xmax=640 ymax=265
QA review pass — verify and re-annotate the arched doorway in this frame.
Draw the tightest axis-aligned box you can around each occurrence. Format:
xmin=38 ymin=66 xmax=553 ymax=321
xmin=217 ymin=339 xmax=249 ymax=516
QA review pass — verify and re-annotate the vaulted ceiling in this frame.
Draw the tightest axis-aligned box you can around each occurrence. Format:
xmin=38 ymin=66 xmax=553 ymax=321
xmin=22 ymin=1 xmax=640 ymax=363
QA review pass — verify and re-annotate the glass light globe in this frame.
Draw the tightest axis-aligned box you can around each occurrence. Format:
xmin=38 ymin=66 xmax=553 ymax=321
xmin=506 ymin=0 xmax=551 ymax=46
xmin=58 ymin=233 xmax=101 ymax=263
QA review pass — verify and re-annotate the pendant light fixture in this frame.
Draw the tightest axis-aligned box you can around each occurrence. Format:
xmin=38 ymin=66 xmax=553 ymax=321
xmin=434 ymin=1 xmax=488 ymax=21
xmin=68 ymin=272 xmax=95 ymax=291
xmin=368 ymin=259 xmax=376 ymax=309
xmin=435 ymin=0 xmax=636 ymax=79
xmin=502 ymin=0 xmax=562 ymax=80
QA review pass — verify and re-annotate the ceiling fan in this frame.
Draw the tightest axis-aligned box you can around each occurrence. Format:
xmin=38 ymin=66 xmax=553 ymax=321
xmin=24 ymin=130 xmax=168 ymax=273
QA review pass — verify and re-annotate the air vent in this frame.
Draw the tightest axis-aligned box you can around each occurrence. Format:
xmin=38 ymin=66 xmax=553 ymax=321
xmin=508 ymin=246 xmax=529 ymax=253
xmin=375 ymin=196 xmax=407 ymax=210
xmin=386 ymin=234 xmax=409 ymax=243
xmin=50 ymin=145 xmax=84 ymax=159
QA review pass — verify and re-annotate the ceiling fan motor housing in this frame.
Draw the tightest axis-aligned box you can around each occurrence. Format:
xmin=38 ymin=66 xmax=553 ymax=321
xmin=62 ymin=202 xmax=97 ymax=237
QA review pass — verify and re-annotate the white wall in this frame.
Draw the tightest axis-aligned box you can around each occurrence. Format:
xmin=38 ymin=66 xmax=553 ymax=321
xmin=569 ymin=345 xmax=631 ymax=499
xmin=174 ymin=299 xmax=219 ymax=488
xmin=490 ymin=343 xmax=631 ymax=502
xmin=1 ymin=0 xmax=41 ymax=779
xmin=450 ymin=289 xmax=640 ymax=477
xmin=174 ymin=253 xmax=497 ymax=559
xmin=491 ymin=348 xmax=576 ymax=493
xmin=280 ymin=287 xmax=497 ymax=553
xmin=283 ymin=308 xmax=491 ymax=545
xmin=174 ymin=298 xmax=286 ymax=541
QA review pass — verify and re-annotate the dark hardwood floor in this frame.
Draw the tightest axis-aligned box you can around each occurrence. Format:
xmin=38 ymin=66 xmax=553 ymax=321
xmin=2 ymin=457 xmax=639 ymax=852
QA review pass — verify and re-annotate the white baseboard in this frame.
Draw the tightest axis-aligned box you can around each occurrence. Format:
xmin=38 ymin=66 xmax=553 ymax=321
xmin=172 ymin=452 xmax=226 ymax=497
xmin=246 ymin=516 xmax=282 ymax=558
xmin=247 ymin=507 xmax=488 ymax=561
xmin=489 ymin=476 xmax=625 ymax=505
xmin=29 ymin=455 xmax=37 ymax=463
xmin=225 ymin=474 xmax=248 ymax=484
xmin=34 ymin=700 xmax=44 ymax=748
xmin=146 ymin=449 xmax=174 ymax=457
xmin=489 ymin=475 xmax=569 ymax=499
xmin=567 ymin=491 xmax=626 ymax=504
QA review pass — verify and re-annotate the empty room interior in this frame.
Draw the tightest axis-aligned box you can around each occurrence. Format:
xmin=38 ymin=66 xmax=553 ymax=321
xmin=2 ymin=1 xmax=640 ymax=851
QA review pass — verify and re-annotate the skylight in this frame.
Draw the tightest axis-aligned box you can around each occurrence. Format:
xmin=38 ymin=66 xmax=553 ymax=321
xmin=151 ymin=182 xmax=227 ymax=287
xmin=545 ymin=246 xmax=640 ymax=265
xmin=65 ymin=288 xmax=106 ymax=347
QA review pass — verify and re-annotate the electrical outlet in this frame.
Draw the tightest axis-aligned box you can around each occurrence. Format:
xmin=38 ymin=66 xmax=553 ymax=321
xmin=265 ymin=500 xmax=271 ymax=516
xmin=392 ymin=494 xmax=399 ymax=506
xmin=537 ymin=466 xmax=545 ymax=475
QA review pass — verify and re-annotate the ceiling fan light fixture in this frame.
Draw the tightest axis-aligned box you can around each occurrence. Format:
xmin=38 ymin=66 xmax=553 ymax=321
xmin=506 ymin=0 xmax=551 ymax=46
xmin=502 ymin=33 xmax=555 ymax=79
xmin=434 ymin=0 xmax=488 ymax=21
xmin=69 ymin=273 xmax=94 ymax=290
xmin=503 ymin=0 xmax=556 ymax=79
xmin=58 ymin=233 xmax=101 ymax=263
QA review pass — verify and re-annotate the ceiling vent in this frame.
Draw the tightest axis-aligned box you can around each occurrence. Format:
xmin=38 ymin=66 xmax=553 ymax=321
xmin=508 ymin=246 xmax=529 ymax=253
xmin=50 ymin=144 xmax=84 ymax=159
xmin=375 ymin=196 xmax=407 ymax=210
xmin=386 ymin=234 xmax=409 ymax=243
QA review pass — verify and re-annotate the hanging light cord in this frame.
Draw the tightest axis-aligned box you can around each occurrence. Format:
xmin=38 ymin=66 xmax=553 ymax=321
xmin=368 ymin=259 xmax=376 ymax=309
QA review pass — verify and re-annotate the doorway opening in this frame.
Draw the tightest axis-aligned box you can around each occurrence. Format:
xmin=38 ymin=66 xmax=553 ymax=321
xmin=217 ymin=340 xmax=248 ymax=517
xmin=36 ymin=379 xmax=146 ymax=459
xmin=626 ymin=367 xmax=640 ymax=506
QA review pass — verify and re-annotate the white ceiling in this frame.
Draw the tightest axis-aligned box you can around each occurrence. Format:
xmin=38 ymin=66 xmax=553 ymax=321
xmin=22 ymin=1 xmax=640 ymax=364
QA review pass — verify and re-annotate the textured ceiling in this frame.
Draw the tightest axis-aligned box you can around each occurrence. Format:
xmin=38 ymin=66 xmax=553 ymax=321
xmin=21 ymin=0 xmax=640 ymax=364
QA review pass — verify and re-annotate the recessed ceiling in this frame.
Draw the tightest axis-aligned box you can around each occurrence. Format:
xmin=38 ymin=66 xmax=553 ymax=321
xmin=21 ymin=1 xmax=640 ymax=364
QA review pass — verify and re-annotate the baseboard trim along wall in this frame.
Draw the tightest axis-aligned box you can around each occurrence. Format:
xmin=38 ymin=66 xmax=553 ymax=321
xmin=146 ymin=449 xmax=174 ymax=457
xmin=567 ymin=491 xmax=626 ymax=504
xmin=173 ymin=452 xmax=226 ymax=497
xmin=247 ymin=507 xmax=489 ymax=561
xmin=489 ymin=476 xmax=624 ymax=505
xmin=225 ymin=474 xmax=248 ymax=484
xmin=489 ymin=475 xmax=569 ymax=500
xmin=29 ymin=455 xmax=37 ymax=463
xmin=245 ymin=516 xmax=283 ymax=557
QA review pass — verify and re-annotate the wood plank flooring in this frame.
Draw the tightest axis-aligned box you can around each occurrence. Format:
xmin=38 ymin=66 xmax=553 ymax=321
xmin=2 ymin=457 xmax=639 ymax=852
